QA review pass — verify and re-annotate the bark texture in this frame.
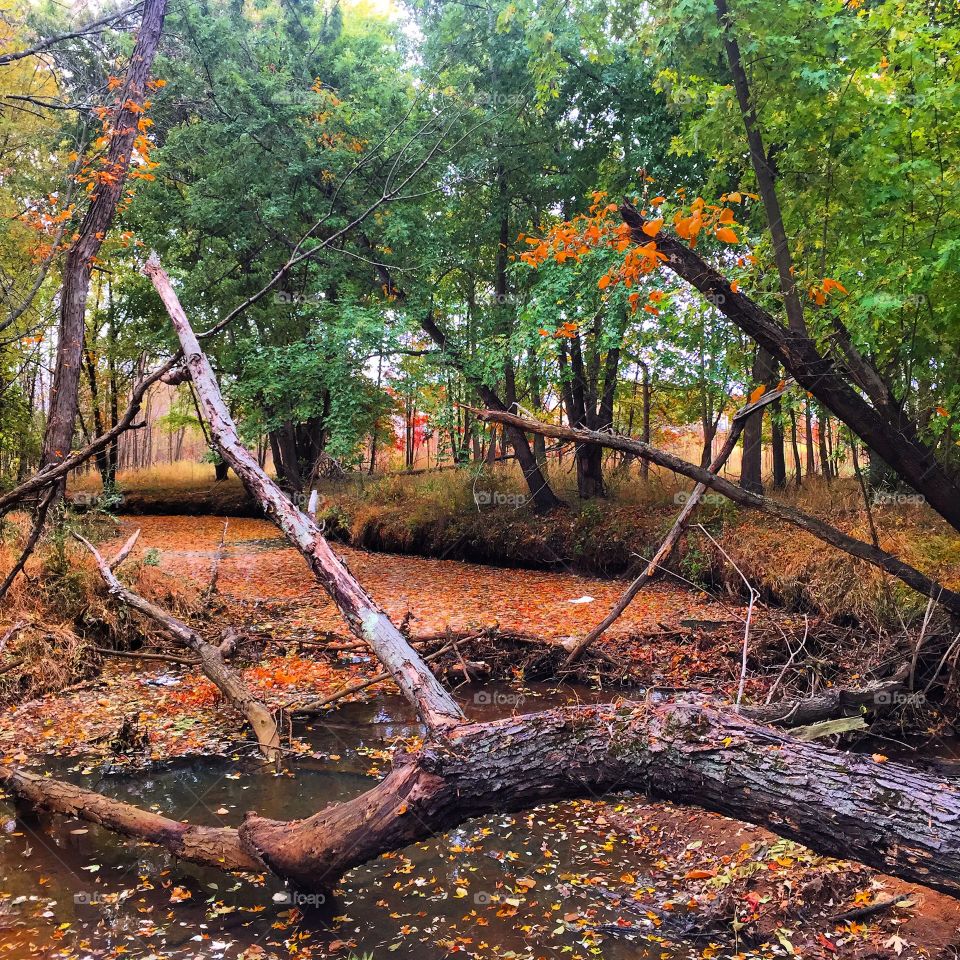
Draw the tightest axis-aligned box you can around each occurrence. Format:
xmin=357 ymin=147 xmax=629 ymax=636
xmin=5 ymin=700 xmax=960 ymax=897
xmin=41 ymin=0 xmax=167 ymax=473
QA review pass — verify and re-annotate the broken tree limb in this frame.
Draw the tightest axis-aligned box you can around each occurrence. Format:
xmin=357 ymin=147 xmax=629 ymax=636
xmin=6 ymin=697 xmax=960 ymax=896
xmin=0 ymin=354 xmax=181 ymax=516
xmin=0 ymin=766 xmax=260 ymax=871
xmin=474 ymin=408 xmax=960 ymax=616
xmin=92 ymin=646 xmax=200 ymax=666
xmin=75 ymin=532 xmax=281 ymax=763
xmin=144 ymin=255 xmax=464 ymax=734
xmin=562 ymin=381 xmax=792 ymax=666
xmin=743 ymin=676 xmax=907 ymax=727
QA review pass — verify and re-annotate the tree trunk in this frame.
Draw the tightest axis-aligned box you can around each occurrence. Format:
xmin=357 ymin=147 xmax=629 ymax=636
xmin=740 ymin=347 xmax=775 ymax=494
xmin=818 ymin=404 xmax=832 ymax=481
xmin=40 ymin=0 xmax=167 ymax=478
xmin=805 ymin=398 xmax=816 ymax=476
xmin=771 ymin=397 xmax=787 ymax=489
xmin=8 ymin=700 xmax=960 ymax=898
xmin=619 ymin=203 xmax=960 ymax=533
xmin=790 ymin=406 xmax=803 ymax=486
xmin=146 ymin=259 xmax=464 ymax=733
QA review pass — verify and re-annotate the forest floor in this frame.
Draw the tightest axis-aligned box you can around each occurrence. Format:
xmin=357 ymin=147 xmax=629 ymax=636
xmin=2 ymin=512 xmax=960 ymax=958
xmin=69 ymin=463 xmax=960 ymax=628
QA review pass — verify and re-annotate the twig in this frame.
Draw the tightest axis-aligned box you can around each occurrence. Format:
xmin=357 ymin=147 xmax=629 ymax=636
xmin=831 ymin=895 xmax=913 ymax=923
xmin=92 ymin=646 xmax=199 ymax=666
xmin=696 ymin=524 xmax=758 ymax=710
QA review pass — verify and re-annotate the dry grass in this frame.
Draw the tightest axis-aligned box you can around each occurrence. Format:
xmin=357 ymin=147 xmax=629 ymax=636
xmin=70 ymin=459 xmax=225 ymax=494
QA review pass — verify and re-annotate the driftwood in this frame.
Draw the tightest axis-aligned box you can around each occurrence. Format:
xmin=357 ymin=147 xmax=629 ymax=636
xmin=92 ymin=646 xmax=200 ymax=666
xmin=474 ymin=408 xmax=960 ymax=616
xmin=562 ymin=380 xmax=792 ymax=665
xmin=76 ymin=531 xmax=281 ymax=763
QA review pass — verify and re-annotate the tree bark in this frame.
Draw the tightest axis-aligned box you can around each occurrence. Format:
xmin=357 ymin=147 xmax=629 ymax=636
xmin=618 ymin=202 xmax=960 ymax=533
xmin=41 ymin=0 xmax=167 ymax=477
xmin=6 ymin=699 xmax=960 ymax=897
xmin=475 ymin=408 xmax=960 ymax=615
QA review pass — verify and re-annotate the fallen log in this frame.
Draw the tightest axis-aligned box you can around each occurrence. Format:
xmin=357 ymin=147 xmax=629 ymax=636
xmin=743 ymin=677 xmax=907 ymax=727
xmin=145 ymin=255 xmax=464 ymax=734
xmin=474 ymin=408 xmax=960 ymax=616
xmin=4 ymin=698 xmax=960 ymax=896
xmin=76 ymin=531 xmax=281 ymax=763
xmin=1 ymin=766 xmax=259 ymax=871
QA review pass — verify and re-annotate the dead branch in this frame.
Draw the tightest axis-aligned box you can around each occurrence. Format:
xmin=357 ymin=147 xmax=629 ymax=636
xmin=562 ymin=381 xmax=790 ymax=665
xmin=144 ymin=255 xmax=464 ymax=734
xmin=473 ymin=408 xmax=960 ymax=616
xmin=75 ymin=531 xmax=281 ymax=763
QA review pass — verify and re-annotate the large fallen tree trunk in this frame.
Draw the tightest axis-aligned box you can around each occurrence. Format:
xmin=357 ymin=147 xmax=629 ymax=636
xmin=143 ymin=255 xmax=464 ymax=734
xmin=4 ymin=698 xmax=960 ymax=895
xmin=475 ymin=408 xmax=960 ymax=616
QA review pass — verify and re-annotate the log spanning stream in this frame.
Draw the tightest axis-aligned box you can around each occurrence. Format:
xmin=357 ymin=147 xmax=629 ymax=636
xmin=0 ymin=685 xmax=709 ymax=960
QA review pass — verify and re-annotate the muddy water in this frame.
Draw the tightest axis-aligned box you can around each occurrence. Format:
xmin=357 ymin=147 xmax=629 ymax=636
xmin=0 ymin=684 xmax=711 ymax=960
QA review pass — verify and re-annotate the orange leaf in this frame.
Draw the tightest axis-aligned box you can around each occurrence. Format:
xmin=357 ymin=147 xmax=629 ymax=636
xmin=715 ymin=227 xmax=739 ymax=244
xmin=642 ymin=218 xmax=663 ymax=238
